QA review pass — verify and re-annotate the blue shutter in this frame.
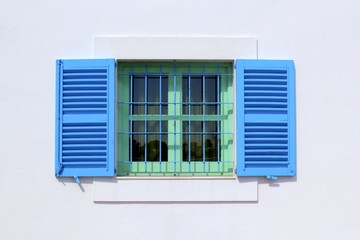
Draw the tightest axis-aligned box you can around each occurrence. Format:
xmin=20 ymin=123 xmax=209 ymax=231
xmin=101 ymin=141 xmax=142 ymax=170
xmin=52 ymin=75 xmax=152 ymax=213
xmin=55 ymin=59 xmax=116 ymax=178
xmin=236 ymin=60 xmax=296 ymax=178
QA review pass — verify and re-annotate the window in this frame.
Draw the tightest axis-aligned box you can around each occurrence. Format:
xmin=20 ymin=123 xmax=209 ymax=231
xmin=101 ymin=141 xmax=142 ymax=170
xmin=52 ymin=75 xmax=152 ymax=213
xmin=55 ymin=58 xmax=296 ymax=181
xmin=117 ymin=62 xmax=233 ymax=176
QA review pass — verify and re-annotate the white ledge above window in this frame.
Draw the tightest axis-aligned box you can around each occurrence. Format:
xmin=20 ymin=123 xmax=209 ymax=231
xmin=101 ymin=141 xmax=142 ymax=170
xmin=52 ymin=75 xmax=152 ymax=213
xmin=93 ymin=36 xmax=257 ymax=60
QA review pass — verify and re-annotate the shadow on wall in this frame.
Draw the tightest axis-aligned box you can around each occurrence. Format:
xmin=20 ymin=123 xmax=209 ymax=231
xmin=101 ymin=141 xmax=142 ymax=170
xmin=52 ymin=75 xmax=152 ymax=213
xmin=56 ymin=177 xmax=94 ymax=192
xmin=257 ymin=175 xmax=298 ymax=187
xmin=56 ymin=176 xmax=298 ymax=192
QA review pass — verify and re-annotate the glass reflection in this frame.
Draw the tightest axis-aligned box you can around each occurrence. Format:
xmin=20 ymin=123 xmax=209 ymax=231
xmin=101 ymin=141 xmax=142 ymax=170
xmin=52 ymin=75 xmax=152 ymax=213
xmin=131 ymin=75 xmax=168 ymax=115
xmin=182 ymin=75 xmax=219 ymax=115
xmin=182 ymin=121 xmax=219 ymax=161
xmin=131 ymin=121 xmax=168 ymax=162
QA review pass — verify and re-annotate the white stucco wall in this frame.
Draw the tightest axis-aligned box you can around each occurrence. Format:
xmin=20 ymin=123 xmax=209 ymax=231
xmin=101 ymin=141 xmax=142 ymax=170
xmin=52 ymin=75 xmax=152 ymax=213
xmin=1 ymin=0 xmax=360 ymax=239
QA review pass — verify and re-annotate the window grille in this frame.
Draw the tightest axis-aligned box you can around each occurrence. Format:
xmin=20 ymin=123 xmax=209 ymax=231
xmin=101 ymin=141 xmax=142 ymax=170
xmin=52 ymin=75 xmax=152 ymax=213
xmin=117 ymin=62 xmax=234 ymax=176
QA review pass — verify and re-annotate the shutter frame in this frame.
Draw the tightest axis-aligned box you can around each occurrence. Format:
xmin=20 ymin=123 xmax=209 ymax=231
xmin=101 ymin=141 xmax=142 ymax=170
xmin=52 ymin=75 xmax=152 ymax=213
xmin=236 ymin=59 xmax=296 ymax=177
xmin=55 ymin=59 xmax=116 ymax=177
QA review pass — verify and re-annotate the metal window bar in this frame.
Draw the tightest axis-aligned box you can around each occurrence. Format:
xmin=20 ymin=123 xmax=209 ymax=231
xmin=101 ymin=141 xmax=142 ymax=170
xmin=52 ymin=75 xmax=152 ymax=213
xmin=120 ymin=132 xmax=232 ymax=134
xmin=144 ymin=66 xmax=148 ymax=170
xmin=118 ymin=101 xmax=233 ymax=105
xmin=187 ymin=66 xmax=191 ymax=172
xmin=118 ymin=63 xmax=233 ymax=176
xmin=217 ymin=65 xmax=221 ymax=172
xmin=159 ymin=66 xmax=162 ymax=172
xmin=118 ymin=73 xmax=233 ymax=77
xmin=202 ymin=66 xmax=206 ymax=171
xmin=173 ymin=64 xmax=177 ymax=172
xmin=129 ymin=66 xmax=133 ymax=172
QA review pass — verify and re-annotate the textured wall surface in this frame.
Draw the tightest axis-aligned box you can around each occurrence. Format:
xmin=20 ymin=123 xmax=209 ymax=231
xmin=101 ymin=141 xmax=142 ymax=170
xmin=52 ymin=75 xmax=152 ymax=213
xmin=1 ymin=0 xmax=360 ymax=239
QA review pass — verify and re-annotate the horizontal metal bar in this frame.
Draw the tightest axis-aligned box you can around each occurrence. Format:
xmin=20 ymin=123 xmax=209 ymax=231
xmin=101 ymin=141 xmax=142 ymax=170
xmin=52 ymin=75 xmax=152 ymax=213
xmin=117 ymin=132 xmax=233 ymax=134
xmin=117 ymin=101 xmax=233 ymax=104
xmin=118 ymin=73 xmax=233 ymax=77
xmin=129 ymin=116 xmax=231 ymax=121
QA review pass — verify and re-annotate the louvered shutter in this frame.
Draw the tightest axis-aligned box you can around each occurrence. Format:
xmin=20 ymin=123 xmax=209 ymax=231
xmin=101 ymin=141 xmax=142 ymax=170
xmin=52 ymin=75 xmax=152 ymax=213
xmin=55 ymin=59 xmax=116 ymax=177
xmin=236 ymin=60 xmax=296 ymax=178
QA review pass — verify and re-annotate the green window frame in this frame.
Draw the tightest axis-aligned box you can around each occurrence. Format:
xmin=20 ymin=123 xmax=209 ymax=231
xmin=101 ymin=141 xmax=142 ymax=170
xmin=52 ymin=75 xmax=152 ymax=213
xmin=117 ymin=61 xmax=234 ymax=176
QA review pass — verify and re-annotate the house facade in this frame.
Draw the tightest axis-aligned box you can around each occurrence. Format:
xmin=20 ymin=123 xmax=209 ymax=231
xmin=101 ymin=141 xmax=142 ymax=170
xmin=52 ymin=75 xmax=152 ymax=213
xmin=1 ymin=0 xmax=359 ymax=239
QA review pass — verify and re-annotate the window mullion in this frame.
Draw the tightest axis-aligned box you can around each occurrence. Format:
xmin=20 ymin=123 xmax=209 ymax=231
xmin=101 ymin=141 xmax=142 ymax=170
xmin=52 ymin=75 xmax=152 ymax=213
xmin=167 ymin=64 xmax=181 ymax=174
xmin=172 ymin=64 xmax=182 ymax=174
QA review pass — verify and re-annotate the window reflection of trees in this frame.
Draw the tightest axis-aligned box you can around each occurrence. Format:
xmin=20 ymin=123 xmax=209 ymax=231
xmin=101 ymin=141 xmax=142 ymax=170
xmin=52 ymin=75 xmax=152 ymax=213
xmin=132 ymin=138 xmax=168 ymax=162
xmin=182 ymin=121 xmax=219 ymax=162
xmin=130 ymin=74 xmax=221 ymax=163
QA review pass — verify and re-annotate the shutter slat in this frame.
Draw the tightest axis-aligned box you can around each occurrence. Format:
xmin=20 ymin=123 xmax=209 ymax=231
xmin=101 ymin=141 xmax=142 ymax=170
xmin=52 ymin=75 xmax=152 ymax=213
xmin=245 ymin=92 xmax=287 ymax=97
xmin=63 ymin=91 xmax=107 ymax=97
xmin=63 ymin=74 xmax=107 ymax=79
xmin=56 ymin=59 xmax=115 ymax=177
xmin=63 ymin=145 xmax=107 ymax=150
xmin=236 ymin=59 xmax=296 ymax=177
xmin=63 ymin=98 xmax=107 ymax=103
xmin=62 ymin=162 xmax=107 ymax=166
xmin=63 ymin=140 xmax=107 ymax=144
xmin=63 ymin=110 xmax=107 ymax=115
xmin=245 ymin=97 xmax=287 ymax=102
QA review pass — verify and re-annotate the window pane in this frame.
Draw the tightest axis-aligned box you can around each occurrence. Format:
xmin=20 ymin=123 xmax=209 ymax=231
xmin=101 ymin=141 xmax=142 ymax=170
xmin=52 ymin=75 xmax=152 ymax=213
xmin=191 ymin=76 xmax=202 ymax=115
xmin=132 ymin=76 xmax=145 ymax=114
xmin=182 ymin=121 xmax=219 ymax=162
xmin=131 ymin=121 xmax=145 ymax=161
xmin=147 ymin=121 xmax=168 ymax=133
xmin=205 ymin=121 xmax=218 ymax=133
xmin=147 ymin=120 xmax=159 ymax=133
xmin=147 ymin=134 xmax=168 ymax=162
xmin=182 ymin=76 xmax=202 ymax=115
xmin=132 ymin=121 xmax=145 ymax=133
xmin=161 ymin=77 xmax=168 ymax=114
xmin=129 ymin=121 xmax=167 ymax=162
xmin=205 ymin=76 xmax=218 ymax=115
xmin=182 ymin=121 xmax=203 ymax=161
xmin=205 ymin=121 xmax=219 ymax=161
xmin=182 ymin=77 xmax=189 ymax=115
xmin=147 ymin=135 xmax=159 ymax=161
xmin=147 ymin=76 xmax=168 ymax=114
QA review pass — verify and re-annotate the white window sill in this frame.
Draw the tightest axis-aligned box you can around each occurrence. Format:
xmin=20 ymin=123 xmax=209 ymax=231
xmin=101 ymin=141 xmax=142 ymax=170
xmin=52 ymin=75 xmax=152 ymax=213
xmin=93 ymin=177 xmax=258 ymax=202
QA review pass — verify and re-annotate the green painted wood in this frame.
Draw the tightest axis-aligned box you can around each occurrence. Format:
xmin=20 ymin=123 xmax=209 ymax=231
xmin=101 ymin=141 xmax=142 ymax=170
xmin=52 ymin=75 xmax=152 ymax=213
xmin=117 ymin=62 xmax=234 ymax=176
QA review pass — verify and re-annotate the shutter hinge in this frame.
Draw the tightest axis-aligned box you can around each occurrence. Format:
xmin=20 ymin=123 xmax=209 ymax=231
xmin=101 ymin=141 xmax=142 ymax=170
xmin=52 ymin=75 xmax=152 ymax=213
xmin=74 ymin=176 xmax=81 ymax=185
xmin=266 ymin=175 xmax=278 ymax=180
xmin=56 ymin=164 xmax=63 ymax=176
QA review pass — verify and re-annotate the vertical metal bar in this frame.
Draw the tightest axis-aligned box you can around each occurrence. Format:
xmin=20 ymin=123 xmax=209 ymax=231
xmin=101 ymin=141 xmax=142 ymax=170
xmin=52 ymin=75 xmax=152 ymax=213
xmin=159 ymin=65 xmax=162 ymax=172
xmin=188 ymin=66 xmax=191 ymax=172
xmin=202 ymin=65 xmax=206 ymax=172
xmin=217 ymin=65 xmax=221 ymax=172
xmin=130 ymin=65 xmax=133 ymax=172
xmin=173 ymin=64 xmax=177 ymax=173
xmin=144 ymin=66 xmax=148 ymax=171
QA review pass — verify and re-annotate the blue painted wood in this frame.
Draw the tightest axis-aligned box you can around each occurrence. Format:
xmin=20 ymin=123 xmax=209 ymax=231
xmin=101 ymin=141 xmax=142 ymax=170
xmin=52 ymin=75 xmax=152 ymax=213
xmin=236 ymin=59 xmax=296 ymax=177
xmin=55 ymin=59 xmax=116 ymax=177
